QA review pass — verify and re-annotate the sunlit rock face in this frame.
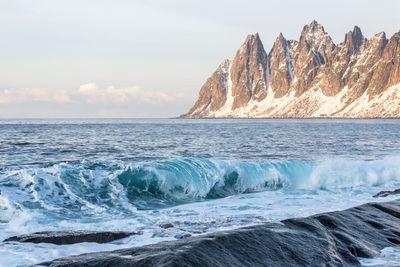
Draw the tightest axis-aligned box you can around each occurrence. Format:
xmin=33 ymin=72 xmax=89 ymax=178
xmin=182 ymin=21 xmax=400 ymax=118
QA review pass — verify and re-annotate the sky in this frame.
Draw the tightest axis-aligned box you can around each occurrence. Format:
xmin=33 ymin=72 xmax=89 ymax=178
xmin=0 ymin=0 xmax=399 ymax=118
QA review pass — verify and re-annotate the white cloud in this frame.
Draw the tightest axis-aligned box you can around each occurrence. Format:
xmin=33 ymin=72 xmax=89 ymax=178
xmin=0 ymin=88 xmax=71 ymax=104
xmin=0 ymin=83 xmax=191 ymax=118
xmin=78 ymin=83 xmax=97 ymax=95
xmin=0 ymin=84 xmax=176 ymax=106
xmin=78 ymin=83 xmax=174 ymax=105
xmin=53 ymin=90 xmax=71 ymax=103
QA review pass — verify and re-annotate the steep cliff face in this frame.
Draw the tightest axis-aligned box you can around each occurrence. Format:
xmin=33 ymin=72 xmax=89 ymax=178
xmin=182 ymin=21 xmax=400 ymax=118
xmin=230 ymin=33 xmax=269 ymax=109
xmin=185 ymin=59 xmax=230 ymax=116
xmin=269 ymin=33 xmax=294 ymax=98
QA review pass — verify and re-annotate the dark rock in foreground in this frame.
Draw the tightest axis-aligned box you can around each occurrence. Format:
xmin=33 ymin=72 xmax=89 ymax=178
xmin=159 ymin=223 xmax=174 ymax=229
xmin=37 ymin=201 xmax=400 ymax=266
xmin=373 ymin=188 xmax=400 ymax=198
xmin=4 ymin=231 xmax=136 ymax=245
xmin=174 ymin=233 xmax=192 ymax=239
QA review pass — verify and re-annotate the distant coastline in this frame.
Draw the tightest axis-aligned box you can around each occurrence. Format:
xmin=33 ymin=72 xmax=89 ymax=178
xmin=182 ymin=21 xmax=400 ymax=119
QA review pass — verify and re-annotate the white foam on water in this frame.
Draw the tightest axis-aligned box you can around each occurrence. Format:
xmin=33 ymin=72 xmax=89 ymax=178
xmin=0 ymin=189 xmax=399 ymax=266
xmin=360 ymin=246 xmax=400 ymax=266
xmin=1 ymin=157 xmax=400 ymax=266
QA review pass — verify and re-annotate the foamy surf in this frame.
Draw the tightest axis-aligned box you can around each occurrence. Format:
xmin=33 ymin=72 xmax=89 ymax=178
xmin=2 ymin=157 xmax=400 ymax=211
xmin=1 ymin=157 xmax=400 ymax=265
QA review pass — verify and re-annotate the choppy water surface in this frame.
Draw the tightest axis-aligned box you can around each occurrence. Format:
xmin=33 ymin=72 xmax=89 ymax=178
xmin=1 ymin=118 xmax=400 ymax=266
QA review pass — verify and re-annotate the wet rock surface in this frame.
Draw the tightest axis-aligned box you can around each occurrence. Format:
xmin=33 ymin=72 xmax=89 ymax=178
xmin=374 ymin=189 xmax=400 ymax=198
xmin=37 ymin=200 xmax=400 ymax=266
xmin=174 ymin=233 xmax=192 ymax=239
xmin=4 ymin=231 xmax=137 ymax=245
xmin=159 ymin=223 xmax=174 ymax=229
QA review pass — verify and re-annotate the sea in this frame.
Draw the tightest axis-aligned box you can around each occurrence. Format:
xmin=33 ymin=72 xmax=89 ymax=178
xmin=1 ymin=118 xmax=400 ymax=266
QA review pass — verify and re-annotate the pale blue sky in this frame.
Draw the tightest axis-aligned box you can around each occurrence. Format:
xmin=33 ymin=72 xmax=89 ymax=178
xmin=0 ymin=0 xmax=399 ymax=118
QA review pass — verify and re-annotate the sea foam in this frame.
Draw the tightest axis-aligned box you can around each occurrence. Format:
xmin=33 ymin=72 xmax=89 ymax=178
xmin=1 ymin=157 xmax=400 ymax=213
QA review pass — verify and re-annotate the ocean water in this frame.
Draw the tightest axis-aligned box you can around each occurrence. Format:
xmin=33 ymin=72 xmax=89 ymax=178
xmin=1 ymin=118 xmax=400 ymax=266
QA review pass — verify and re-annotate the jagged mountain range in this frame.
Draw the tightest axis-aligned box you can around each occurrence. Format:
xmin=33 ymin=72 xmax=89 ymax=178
xmin=181 ymin=21 xmax=400 ymax=118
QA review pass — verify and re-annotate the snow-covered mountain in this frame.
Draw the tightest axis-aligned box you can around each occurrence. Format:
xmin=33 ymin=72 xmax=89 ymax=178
xmin=181 ymin=21 xmax=400 ymax=118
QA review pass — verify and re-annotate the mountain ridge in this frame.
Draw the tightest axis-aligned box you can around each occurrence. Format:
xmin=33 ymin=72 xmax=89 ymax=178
xmin=181 ymin=21 xmax=400 ymax=118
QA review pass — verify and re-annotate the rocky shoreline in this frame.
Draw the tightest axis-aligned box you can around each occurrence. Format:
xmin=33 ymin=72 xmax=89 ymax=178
xmin=27 ymin=199 xmax=400 ymax=267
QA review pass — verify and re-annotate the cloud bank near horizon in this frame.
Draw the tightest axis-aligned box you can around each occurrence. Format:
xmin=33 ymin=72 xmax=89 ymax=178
xmin=78 ymin=83 xmax=175 ymax=105
xmin=0 ymin=84 xmax=191 ymax=118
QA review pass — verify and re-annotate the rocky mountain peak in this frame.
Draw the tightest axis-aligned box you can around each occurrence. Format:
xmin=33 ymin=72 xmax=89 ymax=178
xmin=343 ymin=26 xmax=365 ymax=53
xmin=218 ymin=59 xmax=230 ymax=74
xmin=373 ymin=31 xmax=387 ymax=40
xmin=234 ymin=33 xmax=266 ymax=68
xmin=391 ymin=31 xmax=400 ymax=41
xmin=299 ymin=20 xmax=329 ymax=48
xmin=296 ymin=21 xmax=335 ymax=69
xmin=230 ymin=33 xmax=269 ymax=108
xmin=269 ymin=32 xmax=294 ymax=97
xmin=366 ymin=30 xmax=400 ymax=96
xmin=239 ymin=33 xmax=261 ymax=50
xmin=304 ymin=20 xmax=324 ymax=33
xmin=182 ymin=22 xmax=400 ymax=118
xmin=277 ymin=32 xmax=285 ymax=41
xmin=367 ymin=32 xmax=388 ymax=53
xmin=272 ymin=33 xmax=287 ymax=49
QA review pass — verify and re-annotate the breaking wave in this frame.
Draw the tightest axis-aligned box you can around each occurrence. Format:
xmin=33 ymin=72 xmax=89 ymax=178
xmin=1 ymin=157 xmax=400 ymax=215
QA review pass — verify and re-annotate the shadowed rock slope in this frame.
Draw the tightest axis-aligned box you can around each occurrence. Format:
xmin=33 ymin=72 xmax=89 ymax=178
xmin=38 ymin=200 xmax=400 ymax=266
xmin=182 ymin=21 xmax=400 ymax=118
